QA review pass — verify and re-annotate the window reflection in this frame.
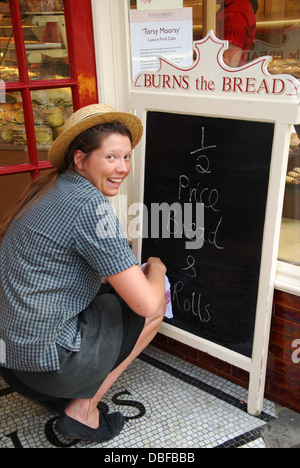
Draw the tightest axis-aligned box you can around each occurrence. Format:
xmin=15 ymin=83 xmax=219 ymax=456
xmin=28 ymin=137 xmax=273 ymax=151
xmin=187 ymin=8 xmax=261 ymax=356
xmin=215 ymin=0 xmax=300 ymax=80
xmin=215 ymin=1 xmax=300 ymax=266
xmin=216 ymin=0 xmax=258 ymax=67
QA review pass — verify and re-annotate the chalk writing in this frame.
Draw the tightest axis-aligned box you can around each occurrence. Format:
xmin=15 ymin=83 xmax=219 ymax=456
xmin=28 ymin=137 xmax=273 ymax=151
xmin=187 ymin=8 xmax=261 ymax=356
xmin=182 ymin=255 xmax=197 ymax=278
xmin=171 ymin=126 xmax=222 ymax=323
xmin=142 ymin=111 xmax=274 ymax=355
xmin=178 ymin=175 xmax=220 ymax=211
xmin=173 ymin=280 xmax=211 ymax=323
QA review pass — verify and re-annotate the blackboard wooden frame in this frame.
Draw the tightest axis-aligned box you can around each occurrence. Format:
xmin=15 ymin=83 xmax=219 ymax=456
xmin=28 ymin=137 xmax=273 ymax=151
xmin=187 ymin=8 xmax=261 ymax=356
xmin=130 ymin=33 xmax=300 ymax=416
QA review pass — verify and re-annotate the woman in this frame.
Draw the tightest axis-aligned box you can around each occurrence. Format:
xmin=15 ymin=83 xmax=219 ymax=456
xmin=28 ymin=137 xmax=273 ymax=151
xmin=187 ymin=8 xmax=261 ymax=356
xmin=0 ymin=104 xmax=167 ymax=442
xmin=216 ymin=0 xmax=258 ymax=67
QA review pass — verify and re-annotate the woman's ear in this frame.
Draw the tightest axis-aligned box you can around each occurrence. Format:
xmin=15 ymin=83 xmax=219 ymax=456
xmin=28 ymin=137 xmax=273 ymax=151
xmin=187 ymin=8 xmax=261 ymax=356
xmin=73 ymin=150 xmax=86 ymax=171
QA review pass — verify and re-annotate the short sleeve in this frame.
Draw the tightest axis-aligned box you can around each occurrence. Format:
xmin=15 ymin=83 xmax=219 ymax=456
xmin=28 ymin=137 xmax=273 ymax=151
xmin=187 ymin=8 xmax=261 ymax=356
xmin=223 ymin=8 xmax=249 ymax=49
xmin=73 ymin=196 xmax=138 ymax=277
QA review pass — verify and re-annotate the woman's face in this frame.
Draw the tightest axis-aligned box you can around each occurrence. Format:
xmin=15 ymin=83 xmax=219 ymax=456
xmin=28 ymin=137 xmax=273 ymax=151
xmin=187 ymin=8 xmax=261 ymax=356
xmin=74 ymin=133 xmax=132 ymax=197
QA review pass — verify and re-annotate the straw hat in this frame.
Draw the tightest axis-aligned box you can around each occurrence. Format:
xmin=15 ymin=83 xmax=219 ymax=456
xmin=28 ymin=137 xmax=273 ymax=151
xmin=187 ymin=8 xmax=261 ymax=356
xmin=48 ymin=104 xmax=143 ymax=169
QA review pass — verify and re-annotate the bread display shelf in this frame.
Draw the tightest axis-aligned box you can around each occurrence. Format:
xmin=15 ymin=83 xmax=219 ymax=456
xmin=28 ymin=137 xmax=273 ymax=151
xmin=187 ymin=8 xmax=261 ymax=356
xmin=268 ymin=58 xmax=300 ymax=79
xmin=0 ymin=143 xmax=49 ymax=151
xmin=0 ymin=88 xmax=72 ymax=147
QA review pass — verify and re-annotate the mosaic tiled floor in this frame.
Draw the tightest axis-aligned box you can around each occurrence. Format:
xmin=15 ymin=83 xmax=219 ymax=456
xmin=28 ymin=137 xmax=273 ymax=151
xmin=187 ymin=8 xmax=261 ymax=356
xmin=0 ymin=345 xmax=276 ymax=449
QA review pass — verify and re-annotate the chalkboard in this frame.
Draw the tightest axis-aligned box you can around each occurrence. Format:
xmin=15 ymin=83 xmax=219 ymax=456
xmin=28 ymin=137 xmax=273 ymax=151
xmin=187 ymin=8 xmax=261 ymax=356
xmin=142 ymin=111 xmax=275 ymax=358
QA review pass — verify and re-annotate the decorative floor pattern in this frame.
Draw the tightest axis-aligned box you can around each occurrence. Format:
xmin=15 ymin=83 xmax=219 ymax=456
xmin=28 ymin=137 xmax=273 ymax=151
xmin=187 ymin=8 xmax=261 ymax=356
xmin=0 ymin=345 xmax=276 ymax=449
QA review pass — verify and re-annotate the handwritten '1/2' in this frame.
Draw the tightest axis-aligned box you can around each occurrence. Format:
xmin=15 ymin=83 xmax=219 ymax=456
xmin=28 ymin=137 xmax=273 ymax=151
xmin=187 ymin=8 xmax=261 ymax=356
xmin=190 ymin=126 xmax=217 ymax=174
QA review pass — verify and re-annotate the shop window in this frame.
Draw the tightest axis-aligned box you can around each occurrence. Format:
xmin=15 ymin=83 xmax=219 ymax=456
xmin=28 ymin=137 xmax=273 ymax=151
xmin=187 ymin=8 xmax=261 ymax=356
xmin=251 ymin=0 xmax=300 ymax=266
xmin=0 ymin=0 xmax=98 ymax=220
xmin=215 ymin=0 xmax=300 ymax=266
xmin=255 ymin=0 xmax=300 ymax=266
xmin=30 ymin=87 xmax=73 ymax=161
xmin=279 ymin=122 xmax=300 ymax=266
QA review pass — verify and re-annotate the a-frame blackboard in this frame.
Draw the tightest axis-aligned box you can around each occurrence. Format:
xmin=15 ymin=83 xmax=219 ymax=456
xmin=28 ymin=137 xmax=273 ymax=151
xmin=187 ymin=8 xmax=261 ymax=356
xmin=131 ymin=32 xmax=300 ymax=415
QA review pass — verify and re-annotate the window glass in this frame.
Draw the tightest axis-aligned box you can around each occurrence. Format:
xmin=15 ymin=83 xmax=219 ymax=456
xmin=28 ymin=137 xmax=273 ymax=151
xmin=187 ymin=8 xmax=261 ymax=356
xmin=279 ymin=125 xmax=300 ymax=265
xmin=0 ymin=0 xmax=97 ymax=228
xmin=0 ymin=91 xmax=29 ymax=165
xmin=183 ymin=1 xmax=204 ymax=42
xmin=215 ymin=0 xmax=300 ymax=265
xmin=0 ymin=87 xmax=73 ymax=165
xmin=216 ymin=0 xmax=260 ymax=67
xmin=30 ymin=87 xmax=73 ymax=160
xmin=19 ymin=0 xmax=70 ymax=80
xmin=0 ymin=1 xmax=69 ymax=82
xmin=215 ymin=0 xmax=300 ymax=77
xmin=0 ymin=3 xmax=20 ymax=82
xmin=255 ymin=0 xmax=300 ymax=81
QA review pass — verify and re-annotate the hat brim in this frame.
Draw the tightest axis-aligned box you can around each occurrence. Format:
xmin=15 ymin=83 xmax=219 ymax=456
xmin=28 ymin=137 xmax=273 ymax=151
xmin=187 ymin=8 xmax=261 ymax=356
xmin=48 ymin=111 xmax=143 ymax=170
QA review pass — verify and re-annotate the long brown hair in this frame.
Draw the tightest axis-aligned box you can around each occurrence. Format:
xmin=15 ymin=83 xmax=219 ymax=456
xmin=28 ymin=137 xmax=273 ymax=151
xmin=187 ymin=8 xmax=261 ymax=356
xmin=0 ymin=121 xmax=132 ymax=243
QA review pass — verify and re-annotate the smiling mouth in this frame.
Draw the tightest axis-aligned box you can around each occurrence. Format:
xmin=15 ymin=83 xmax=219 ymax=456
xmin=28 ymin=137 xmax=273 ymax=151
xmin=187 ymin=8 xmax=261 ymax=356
xmin=108 ymin=178 xmax=122 ymax=185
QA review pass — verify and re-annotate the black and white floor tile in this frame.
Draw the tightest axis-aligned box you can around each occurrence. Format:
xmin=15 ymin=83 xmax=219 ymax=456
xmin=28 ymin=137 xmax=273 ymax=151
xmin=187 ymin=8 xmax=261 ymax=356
xmin=0 ymin=345 xmax=276 ymax=449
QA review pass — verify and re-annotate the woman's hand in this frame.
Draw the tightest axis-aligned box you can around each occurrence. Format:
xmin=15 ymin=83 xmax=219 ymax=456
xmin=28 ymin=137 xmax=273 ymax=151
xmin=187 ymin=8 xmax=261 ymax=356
xmin=107 ymin=258 xmax=167 ymax=318
xmin=142 ymin=257 xmax=166 ymax=278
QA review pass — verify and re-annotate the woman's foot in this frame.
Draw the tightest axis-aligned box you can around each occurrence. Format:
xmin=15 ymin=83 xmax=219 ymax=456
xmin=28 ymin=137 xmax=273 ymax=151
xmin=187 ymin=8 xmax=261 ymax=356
xmin=55 ymin=409 xmax=125 ymax=442
xmin=64 ymin=399 xmax=100 ymax=429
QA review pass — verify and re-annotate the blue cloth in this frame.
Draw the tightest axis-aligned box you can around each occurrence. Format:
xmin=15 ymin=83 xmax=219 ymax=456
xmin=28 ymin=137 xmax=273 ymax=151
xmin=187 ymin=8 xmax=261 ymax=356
xmin=0 ymin=172 xmax=137 ymax=372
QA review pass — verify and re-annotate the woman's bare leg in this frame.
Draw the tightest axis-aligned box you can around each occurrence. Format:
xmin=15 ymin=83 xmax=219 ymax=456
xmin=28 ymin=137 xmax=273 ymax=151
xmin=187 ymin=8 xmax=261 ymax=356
xmin=64 ymin=304 xmax=165 ymax=428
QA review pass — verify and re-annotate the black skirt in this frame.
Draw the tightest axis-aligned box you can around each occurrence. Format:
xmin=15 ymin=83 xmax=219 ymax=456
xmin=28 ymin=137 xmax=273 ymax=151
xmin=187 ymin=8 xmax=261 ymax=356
xmin=0 ymin=286 xmax=145 ymax=402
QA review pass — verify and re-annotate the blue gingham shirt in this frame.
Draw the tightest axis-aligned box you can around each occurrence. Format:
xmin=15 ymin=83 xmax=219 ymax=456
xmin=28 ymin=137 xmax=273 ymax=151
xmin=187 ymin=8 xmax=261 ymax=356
xmin=0 ymin=172 xmax=137 ymax=372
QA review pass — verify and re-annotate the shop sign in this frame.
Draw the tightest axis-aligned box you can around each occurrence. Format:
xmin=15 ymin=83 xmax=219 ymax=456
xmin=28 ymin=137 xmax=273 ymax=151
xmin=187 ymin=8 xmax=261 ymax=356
xmin=130 ymin=8 xmax=193 ymax=79
xmin=292 ymin=339 xmax=300 ymax=364
xmin=134 ymin=31 xmax=300 ymax=101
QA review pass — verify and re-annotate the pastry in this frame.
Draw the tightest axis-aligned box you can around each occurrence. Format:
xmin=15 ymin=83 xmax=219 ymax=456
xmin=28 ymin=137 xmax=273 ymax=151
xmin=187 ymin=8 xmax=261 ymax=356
xmin=0 ymin=124 xmax=14 ymax=143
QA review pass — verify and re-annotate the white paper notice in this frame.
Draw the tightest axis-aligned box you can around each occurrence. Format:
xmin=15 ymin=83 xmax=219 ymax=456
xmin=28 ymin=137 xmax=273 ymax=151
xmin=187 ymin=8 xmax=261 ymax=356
xmin=130 ymin=9 xmax=193 ymax=80
xmin=137 ymin=0 xmax=183 ymax=10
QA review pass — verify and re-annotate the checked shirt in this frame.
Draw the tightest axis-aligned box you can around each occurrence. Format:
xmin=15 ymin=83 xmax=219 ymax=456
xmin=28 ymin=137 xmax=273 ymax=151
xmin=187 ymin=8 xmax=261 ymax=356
xmin=0 ymin=172 xmax=137 ymax=372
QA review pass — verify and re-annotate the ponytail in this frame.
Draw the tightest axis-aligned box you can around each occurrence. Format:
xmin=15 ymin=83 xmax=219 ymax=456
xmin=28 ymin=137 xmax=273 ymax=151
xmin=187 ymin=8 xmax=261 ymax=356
xmin=0 ymin=169 xmax=60 ymax=243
